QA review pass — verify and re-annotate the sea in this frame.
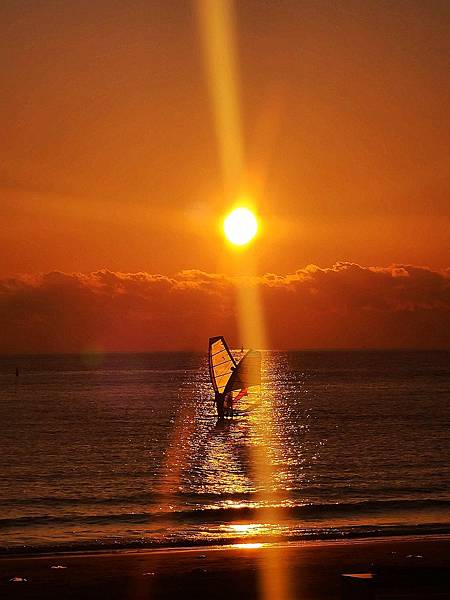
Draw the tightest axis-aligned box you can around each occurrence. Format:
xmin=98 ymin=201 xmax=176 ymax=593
xmin=0 ymin=350 xmax=449 ymax=554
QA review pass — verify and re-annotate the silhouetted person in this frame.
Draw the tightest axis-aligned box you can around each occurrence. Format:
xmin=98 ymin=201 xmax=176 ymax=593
xmin=224 ymin=391 xmax=233 ymax=418
xmin=215 ymin=390 xmax=225 ymax=421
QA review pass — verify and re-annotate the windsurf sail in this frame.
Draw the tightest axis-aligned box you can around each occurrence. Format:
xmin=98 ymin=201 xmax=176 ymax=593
xmin=208 ymin=336 xmax=237 ymax=395
xmin=209 ymin=336 xmax=261 ymax=411
xmin=224 ymin=349 xmax=261 ymax=394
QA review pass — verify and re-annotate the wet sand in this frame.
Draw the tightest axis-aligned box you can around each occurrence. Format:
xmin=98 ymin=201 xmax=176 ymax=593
xmin=1 ymin=535 xmax=450 ymax=599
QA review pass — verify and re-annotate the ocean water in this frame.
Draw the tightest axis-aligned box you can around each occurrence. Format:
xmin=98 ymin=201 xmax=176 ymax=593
xmin=0 ymin=350 xmax=449 ymax=554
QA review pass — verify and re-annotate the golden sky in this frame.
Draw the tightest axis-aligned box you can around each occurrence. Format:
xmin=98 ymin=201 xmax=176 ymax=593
xmin=1 ymin=0 xmax=449 ymax=277
xmin=1 ymin=1 xmax=449 ymax=351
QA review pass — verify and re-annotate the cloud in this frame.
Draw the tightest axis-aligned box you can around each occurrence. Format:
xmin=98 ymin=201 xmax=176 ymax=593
xmin=259 ymin=263 xmax=450 ymax=349
xmin=0 ymin=263 xmax=448 ymax=353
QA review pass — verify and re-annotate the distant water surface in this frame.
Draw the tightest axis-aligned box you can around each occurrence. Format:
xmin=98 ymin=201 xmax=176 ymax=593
xmin=0 ymin=351 xmax=449 ymax=553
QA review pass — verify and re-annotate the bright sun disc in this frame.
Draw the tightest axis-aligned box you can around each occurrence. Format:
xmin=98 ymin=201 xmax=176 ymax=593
xmin=224 ymin=207 xmax=258 ymax=246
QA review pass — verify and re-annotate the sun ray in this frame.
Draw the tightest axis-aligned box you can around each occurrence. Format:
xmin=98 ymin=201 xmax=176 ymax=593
xmin=196 ymin=0 xmax=243 ymax=195
xmin=196 ymin=3 xmax=292 ymax=598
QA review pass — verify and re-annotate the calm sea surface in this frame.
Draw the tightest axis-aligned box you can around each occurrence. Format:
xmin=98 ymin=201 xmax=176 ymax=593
xmin=0 ymin=351 xmax=449 ymax=553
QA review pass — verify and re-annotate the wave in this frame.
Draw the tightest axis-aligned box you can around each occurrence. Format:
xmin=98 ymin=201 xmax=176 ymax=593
xmin=2 ymin=524 xmax=450 ymax=556
xmin=0 ymin=490 xmax=255 ymax=508
xmin=2 ymin=483 xmax=449 ymax=508
xmin=2 ymin=498 xmax=450 ymax=530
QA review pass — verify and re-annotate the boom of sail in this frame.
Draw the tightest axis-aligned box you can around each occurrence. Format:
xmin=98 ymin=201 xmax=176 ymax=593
xmin=208 ymin=336 xmax=261 ymax=400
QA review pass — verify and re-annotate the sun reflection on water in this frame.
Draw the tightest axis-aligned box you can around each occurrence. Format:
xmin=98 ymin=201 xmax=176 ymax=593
xmin=154 ymin=352 xmax=318 ymax=512
xmin=152 ymin=351 xmax=318 ymax=599
xmin=229 ymin=523 xmax=260 ymax=533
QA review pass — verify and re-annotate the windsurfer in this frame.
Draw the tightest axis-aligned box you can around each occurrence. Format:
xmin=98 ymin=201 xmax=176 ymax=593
xmin=224 ymin=391 xmax=233 ymax=418
xmin=209 ymin=336 xmax=260 ymax=422
xmin=215 ymin=390 xmax=225 ymax=421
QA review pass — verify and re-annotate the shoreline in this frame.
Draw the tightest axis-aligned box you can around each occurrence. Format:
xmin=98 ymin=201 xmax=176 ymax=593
xmin=2 ymin=534 xmax=450 ymax=599
xmin=2 ymin=531 xmax=450 ymax=558
xmin=2 ymin=526 xmax=450 ymax=558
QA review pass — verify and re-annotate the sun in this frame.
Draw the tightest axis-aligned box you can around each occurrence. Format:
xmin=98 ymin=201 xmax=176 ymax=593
xmin=223 ymin=207 xmax=258 ymax=246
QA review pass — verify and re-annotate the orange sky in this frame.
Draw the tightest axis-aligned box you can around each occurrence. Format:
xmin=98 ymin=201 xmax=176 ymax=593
xmin=1 ymin=0 xmax=449 ymax=278
xmin=1 ymin=1 xmax=449 ymax=351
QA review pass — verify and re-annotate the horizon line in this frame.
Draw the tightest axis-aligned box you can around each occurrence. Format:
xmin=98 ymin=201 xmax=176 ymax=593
xmin=1 ymin=347 xmax=449 ymax=358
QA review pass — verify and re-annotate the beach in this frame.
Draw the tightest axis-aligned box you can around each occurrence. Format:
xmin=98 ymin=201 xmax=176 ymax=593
xmin=2 ymin=535 xmax=450 ymax=599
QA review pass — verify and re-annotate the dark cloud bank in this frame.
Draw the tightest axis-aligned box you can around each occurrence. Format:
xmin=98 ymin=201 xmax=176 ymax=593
xmin=1 ymin=263 xmax=449 ymax=353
